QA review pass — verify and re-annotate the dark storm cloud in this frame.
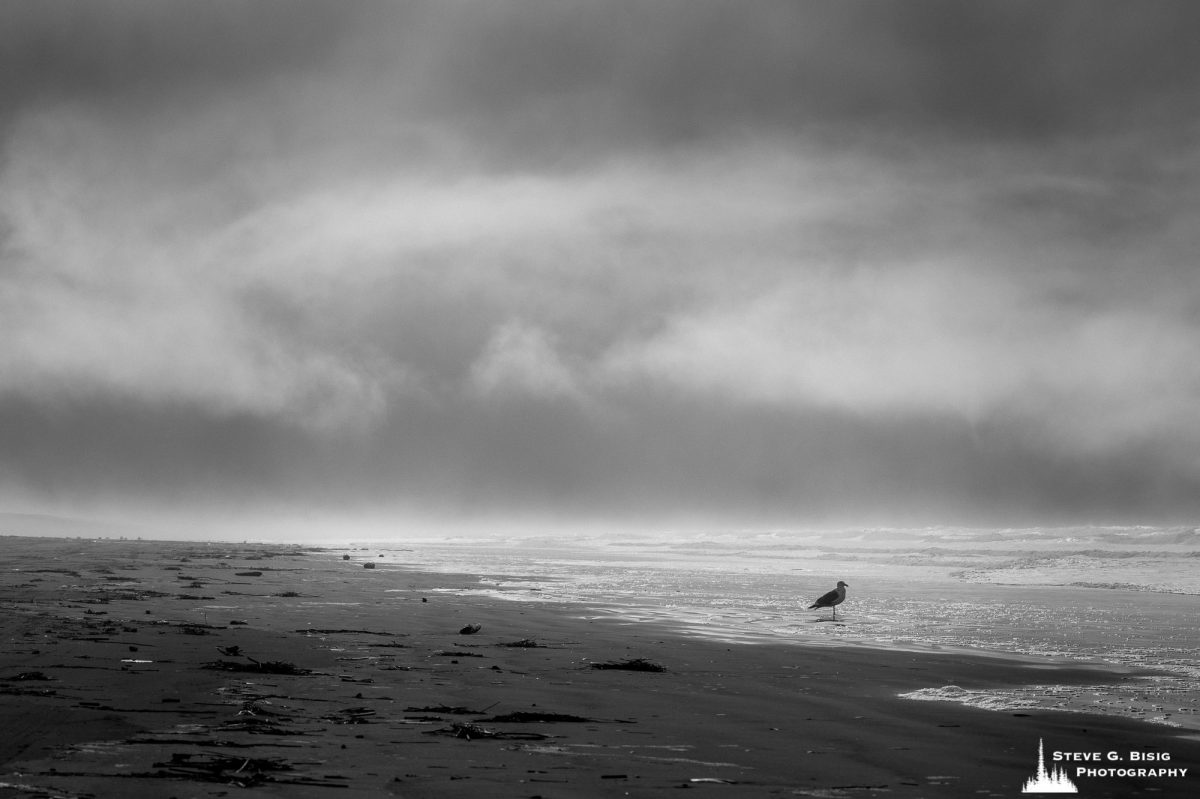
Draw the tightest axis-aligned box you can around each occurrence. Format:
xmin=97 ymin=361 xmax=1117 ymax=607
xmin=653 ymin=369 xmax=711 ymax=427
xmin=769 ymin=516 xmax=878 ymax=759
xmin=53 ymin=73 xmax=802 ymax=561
xmin=0 ymin=0 xmax=348 ymax=111
xmin=855 ymin=1 xmax=1200 ymax=136
xmin=3 ymin=1 xmax=1200 ymax=529
xmin=443 ymin=0 xmax=1200 ymax=151
xmin=10 ymin=1 xmax=1196 ymax=156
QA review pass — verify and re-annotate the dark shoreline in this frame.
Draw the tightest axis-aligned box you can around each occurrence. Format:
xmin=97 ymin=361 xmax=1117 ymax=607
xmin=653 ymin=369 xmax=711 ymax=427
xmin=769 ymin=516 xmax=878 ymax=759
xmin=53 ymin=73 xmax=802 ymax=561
xmin=2 ymin=535 xmax=1197 ymax=797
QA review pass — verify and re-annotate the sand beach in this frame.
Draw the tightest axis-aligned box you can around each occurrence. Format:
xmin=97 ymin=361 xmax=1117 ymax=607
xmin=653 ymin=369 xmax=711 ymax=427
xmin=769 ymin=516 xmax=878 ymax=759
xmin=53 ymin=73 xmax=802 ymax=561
xmin=7 ymin=3 xmax=1200 ymax=797
xmin=1 ymin=535 xmax=1197 ymax=798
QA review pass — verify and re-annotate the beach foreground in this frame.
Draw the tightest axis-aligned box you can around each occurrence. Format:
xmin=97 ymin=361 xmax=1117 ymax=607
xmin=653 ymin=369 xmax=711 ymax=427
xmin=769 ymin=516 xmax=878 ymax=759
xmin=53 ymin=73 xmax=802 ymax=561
xmin=1 ymin=536 xmax=1196 ymax=798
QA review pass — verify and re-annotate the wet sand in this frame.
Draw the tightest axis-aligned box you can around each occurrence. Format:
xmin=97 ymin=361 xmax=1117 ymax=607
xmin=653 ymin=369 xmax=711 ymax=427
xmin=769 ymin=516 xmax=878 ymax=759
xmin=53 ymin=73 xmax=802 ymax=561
xmin=1 ymin=535 xmax=1197 ymax=798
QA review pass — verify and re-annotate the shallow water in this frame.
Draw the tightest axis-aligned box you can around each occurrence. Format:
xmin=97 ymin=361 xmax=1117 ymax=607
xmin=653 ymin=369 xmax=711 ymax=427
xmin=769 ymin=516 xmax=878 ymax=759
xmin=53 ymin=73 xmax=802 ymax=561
xmin=344 ymin=525 xmax=1200 ymax=730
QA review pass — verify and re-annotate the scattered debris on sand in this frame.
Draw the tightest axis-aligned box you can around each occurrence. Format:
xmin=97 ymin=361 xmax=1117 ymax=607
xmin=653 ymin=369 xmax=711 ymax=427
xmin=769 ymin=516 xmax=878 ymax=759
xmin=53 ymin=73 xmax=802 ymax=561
xmin=424 ymin=721 xmax=550 ymax=741
xmin=296 ymin=628 xmax=401 ymax=636
xmin=405 ymin=704 xmax=494 ymax=715
xmin=482 ymin=711 xmax=596 ymax=723
xmin=3 ymin=671 xmax=52 ymax=682
xmin=590 ymin=657 xmax=666 ymax=672
xmin=202 ymin=659 xmax=313 ymax=675
xmin=322 ymin=706 xmax=376 ymax=724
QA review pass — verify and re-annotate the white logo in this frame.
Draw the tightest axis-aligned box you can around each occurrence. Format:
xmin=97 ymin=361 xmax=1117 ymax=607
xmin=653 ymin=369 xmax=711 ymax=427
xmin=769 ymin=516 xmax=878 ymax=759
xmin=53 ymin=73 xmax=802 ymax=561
xmin=1022 ymin=738 xmax=1078 ymax=793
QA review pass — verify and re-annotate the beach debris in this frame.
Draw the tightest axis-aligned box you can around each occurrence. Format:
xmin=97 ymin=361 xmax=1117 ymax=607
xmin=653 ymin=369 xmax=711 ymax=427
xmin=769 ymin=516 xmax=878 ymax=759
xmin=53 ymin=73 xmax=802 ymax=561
xmin=424 ymin=721 xmax=550 ymax=741
xmin=459 ymin=623 xmax=482 ymax=635
xmin=1 ymin=667 xmax=53 ymax=686
xmin=217 ymin=645 xmax=242 ymax=656
xmin=108 ymin=588 xmax=172 ymax=601
xmin=127 ymin=733 xmax=300 ymax=748
xmin=24 ymin=567 xmax=82 ymax=577
xmin=237 ymin=699 xmax=285 ymax=717
xmin=690 ymin=777 xmax=737 ymax=784
xmin=218 ymin=717 xmax=308 ymax=736
xmin=1 ymin=685 xmax=57 ymax=697
xmin=405 ymin=704 xmax=494 ymax=715
xmin=342 ymin=554 xmax=351 ymax=560
xmin=482 ymin=711 xmax=595 ymax=723
xmin=154 ymin=753 xmax=294 ymax=787
xmin=363 ymin=562 xmax=376 ymax=569
xmin=322 ymin=706 xmax=376 ymax=724
xmin=830 ymin=785 xmax=889 ymax=791
xmin=296 ymin=627 xmax=400 ymax=636
xmin=3 ymin=671 xmax=52 ymax=681
xmin=499 ymin=638 xmax=544 ymax=648
xmin=202 ymin=658 xmax=313 ymax=675
xmin=590 ymin=658 xmax=666 ymax=672
xmin=235 ymin=571 xmax=263 ymax=577
xmin=162 ymin=618 xmax=220 ymax=629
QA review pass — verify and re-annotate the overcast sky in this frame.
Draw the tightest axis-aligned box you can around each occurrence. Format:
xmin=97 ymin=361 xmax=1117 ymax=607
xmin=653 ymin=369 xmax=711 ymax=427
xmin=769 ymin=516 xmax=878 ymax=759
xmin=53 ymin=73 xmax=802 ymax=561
xmin=3 ymin=0 xmax=1200 ymax=535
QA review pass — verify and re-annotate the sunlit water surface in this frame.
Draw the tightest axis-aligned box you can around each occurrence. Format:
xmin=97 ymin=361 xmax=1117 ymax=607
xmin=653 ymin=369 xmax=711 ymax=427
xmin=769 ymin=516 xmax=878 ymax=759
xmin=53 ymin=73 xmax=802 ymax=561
xmin=342 ymin=526 xmax=1200 ymax=730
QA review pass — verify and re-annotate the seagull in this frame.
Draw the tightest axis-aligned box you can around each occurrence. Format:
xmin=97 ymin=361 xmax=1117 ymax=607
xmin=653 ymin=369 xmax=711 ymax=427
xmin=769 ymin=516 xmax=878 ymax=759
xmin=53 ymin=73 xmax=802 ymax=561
xmin=808 ymin=581 xmax=849 ymax=620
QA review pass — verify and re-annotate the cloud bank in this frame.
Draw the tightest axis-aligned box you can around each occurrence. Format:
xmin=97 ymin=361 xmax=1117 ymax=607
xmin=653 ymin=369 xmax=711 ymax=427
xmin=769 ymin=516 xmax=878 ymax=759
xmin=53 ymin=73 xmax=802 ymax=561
xmin=3 ymin=1 xmax=1200 ymax=529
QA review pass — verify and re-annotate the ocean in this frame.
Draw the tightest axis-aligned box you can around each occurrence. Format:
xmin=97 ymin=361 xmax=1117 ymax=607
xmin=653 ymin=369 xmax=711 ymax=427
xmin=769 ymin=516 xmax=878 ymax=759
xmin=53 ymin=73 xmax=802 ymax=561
xmin=348 ymin=525 xmax=1200 ymax=732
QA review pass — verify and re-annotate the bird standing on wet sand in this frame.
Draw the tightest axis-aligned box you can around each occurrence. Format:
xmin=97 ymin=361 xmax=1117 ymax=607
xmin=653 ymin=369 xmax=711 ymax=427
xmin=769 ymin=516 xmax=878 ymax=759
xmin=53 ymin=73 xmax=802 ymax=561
xmin=808 ymin=581 xmax=849 ymax=620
